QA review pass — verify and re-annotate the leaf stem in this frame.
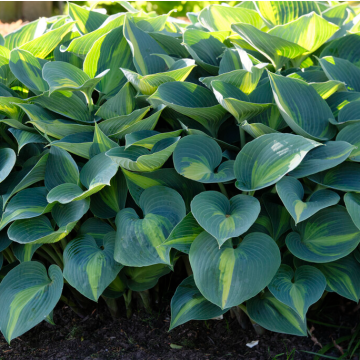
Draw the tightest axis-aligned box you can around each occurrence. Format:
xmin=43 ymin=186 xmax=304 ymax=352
xmin=218 ymin=183 xmax=229 ymax=198
xmin=4 ymin=247 xmax=16 ymax=263
xmin=239 ymin=127 xmax=246 ymax=149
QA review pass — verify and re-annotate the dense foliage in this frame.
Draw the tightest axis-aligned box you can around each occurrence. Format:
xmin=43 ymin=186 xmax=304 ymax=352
xmin=0 ymin=0 xmax=360 ymax=343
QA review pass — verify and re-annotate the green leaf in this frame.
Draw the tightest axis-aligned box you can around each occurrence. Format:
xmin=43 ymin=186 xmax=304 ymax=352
xmin=125 ymin=129 xmax=182 ymax=150
xmin=96 ymin=83 xmax=136 ymax=119
xmin=98 ymin=107 xmax=163 ymax=139
xmin=12 ymin=243 xmax=42 ymax=263
xmin=321 ymin=33 xmax=360 ymax=67
xmin=286 ymin=205 xmax=360 ymax=263
xmin=125 ymin=263 xmax=171 ymax=291
xmin=336 ymin=123 xmax=360 ymax=162
xmin=201 ymin=67 xmax=265 ymax=96
xmin=268 ymin=72 xmax=336 ymax=140
xmin=2 ymin=152 xmax=49 ymax=207
xmin=106 ymin=137 xmax=179 ymax=172
xmin=121 ymin=62 xmax=196 ymax=96
xmin=0 ymin=148 xmax=16 ymax=183
xmin=276 ymin=176 xmax=340 ymax=224
xmin=50 ymin=132 xmax=93 ymax=159
xmin=173 ymin=135 xmax=235 ymax=183
xmin=240 ymin=121 xmax=278 ymax=138
xmin=0 ymin=261 xmax=63 ymax=343
xmin=262 ymin=193 xmax=292 ymax=242
xmin=191 ymin=192 xmax=260 ymax=247
xmin=182 ymin=29 xmax=229 ymax=75
xmin=268 ymin=265 xmax=326 ymax=320
xmin=318 ymin=56 xmax=360 ymax=92
xmin=247 ymin=290 xmax=307 ymax=336
xmin=45 ymin=147 xmax=79 ymax=191
xmin=9 ymin=49 xmax=49 ymax=93
xmin=148 ymin=82 xmax=227 ymax=137
xmin=170 ymin=275 xmax=227 ymax=330
xmin=301 ymin=255 xmax=360 ymax=302
xmin=189 ymin=232 xmax=280 ymax=309
xmin=0 ymin=97 xmax=25 ymax=120
xmin=4 ymin=18 xmax=47 ymax=50
xmin=162 ymin=212 xmax=202 ymax=254
xmin=83 ymin=26 xmax=133 ymax=95
xmin=259 ymin=1 xmax=321 ymax=25
xmin=20 ymin=22 xmax=76 ymax=59
xmin=68 ymin=3 xmax=108 ymax=34
xmin=9 ymin=129 xmax=47 ymax=154
xmin=26 ymin=92 xmax=92 ymax=123
xmin=63 ymin=233 xmax=122 ymax=302
xmin=0 ymin=188 xmax=53 ymax=231
xmin=64 ymin=14 xmax=125 ymax=57
xmin=322 ymin=3 xmax=349 ymax=26
xmin=43 ymin=61 xmax=108 ymax=99
xmin=9 ymin=199 xmax=90 ymax=245
xmin=231 ymin=23 xmax=307 ymax=69
xmin=211 ymin=80 xmax=273 ymax=123
xmin=234 ymin=133 xmax=320 ymax=191
xmin=79 ymin=218 xmax=113 ymax=244
xmin=115 ymin=186 xmax=186 ymax=267
xmin=336 ymin=100 xmax=360 ymax=126
xmin=198 ymin=4 xmax=263 ymax=32
xmin=122 ymin=168 xmax=204 ymax=212
xmin=47 ymin=152 xmax=118 ymax=204
xmin=123 ymin=17 xmax=167 ymax=76
xmin=90 ymin=169 xmax=127 ymax=219
xmin=344 ymin=193 xmax=360 ymax=230
xmin=309 ymin=162 xmax=360 ymax=192
xmin=89 ymin=123 xmax=118 ymax=158
xmin=288 ymin=141 xmax=354 ymax=178
xmin=267 ymin=12 xmax=338 ymax=55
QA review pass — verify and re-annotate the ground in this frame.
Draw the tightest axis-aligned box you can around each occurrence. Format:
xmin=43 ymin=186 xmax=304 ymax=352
xmin=0 ymin=291 xmax=358 ymax=360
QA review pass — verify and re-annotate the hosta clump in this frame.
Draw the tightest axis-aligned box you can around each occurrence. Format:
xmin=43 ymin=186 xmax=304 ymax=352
xmin=0 ymin=0 xmax=360 ymax=343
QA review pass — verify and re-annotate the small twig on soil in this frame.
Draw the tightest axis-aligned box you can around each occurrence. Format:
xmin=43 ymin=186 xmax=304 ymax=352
xmin=308 ymin=326 xmax=322 ymax=348
xmin=331 ymin=337 xmax=344 ymax=355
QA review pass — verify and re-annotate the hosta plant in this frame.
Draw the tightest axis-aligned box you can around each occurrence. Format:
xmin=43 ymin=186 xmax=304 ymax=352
xmin=0 ymin=0 xmax=360 ymax=343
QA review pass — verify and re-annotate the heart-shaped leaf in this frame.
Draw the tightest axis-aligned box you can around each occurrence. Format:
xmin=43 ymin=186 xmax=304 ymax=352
xmin=0 ymin=148 xmax=16 ymax=183
xmin=231 ymin=23 xmax=307 ymax=69
xmin=147 ymin=82 xmax=227 ymax=137
xmin=0 ymin=261 xmax=63 ymax=343
xmin=268 ymin=265 xmax=326 ymax=319
xmin=170 ymin=275 xmax=227 ymax=330
xmin=268 ymin=72 xmax=336 ymax=140
xmin=0 ymin=187 xmax=53 ymax=230
xmin=288 ymin=141 xmax=354 ymax=178
xmin=63 ymin=233 xmax=122 ymax=301
xmin=47 ymin=152 xmax=118 ymax=204
xmin=286 ymin=205 xmax=360 ymax=263
xmin=297 ymin=255 xmax=360 ymax=302
xmin=254 ymin=1 xmax=320 ymax=27
xmin=309 ymin=162 xmax=360 ymax=193
xmin=115 ymin=186 xmax=186 ymax=267
xmin=106 ymin=137 xmax=179 ymax=172
xmin=247 ymin=290 xmax=307 ymax=336
xmin=344 ymin=193 xmax=360 ymax=230
xmin=189 ymin=231 xmax=281 ymax=309
xmin=234 ymin=133 xmax=320 ymax=191
xmin=276 ymin=176 xmax=340 ymax=224
xmin=162 ymin=212 xmax=203 ymax=254
xmin=199 ymin=4 xmax=263 ymax=32
xmin=83 ymin=26 xmax=133 ymax=95
xmin=173 ymin=135 xmax=235 ymax=183
xmin=319 ymin=56 xmax=360 ymax=92
xmin=191 ymin=191 xmax=260 ymax=247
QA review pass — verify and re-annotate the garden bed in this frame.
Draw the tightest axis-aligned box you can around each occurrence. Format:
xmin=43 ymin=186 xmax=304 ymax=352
xmin=0 ymin=292 xmax=356 ymax=360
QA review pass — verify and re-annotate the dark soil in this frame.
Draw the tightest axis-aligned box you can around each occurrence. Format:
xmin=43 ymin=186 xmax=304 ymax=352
xmin=0 ymin=291 xmax=359 ymax=360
